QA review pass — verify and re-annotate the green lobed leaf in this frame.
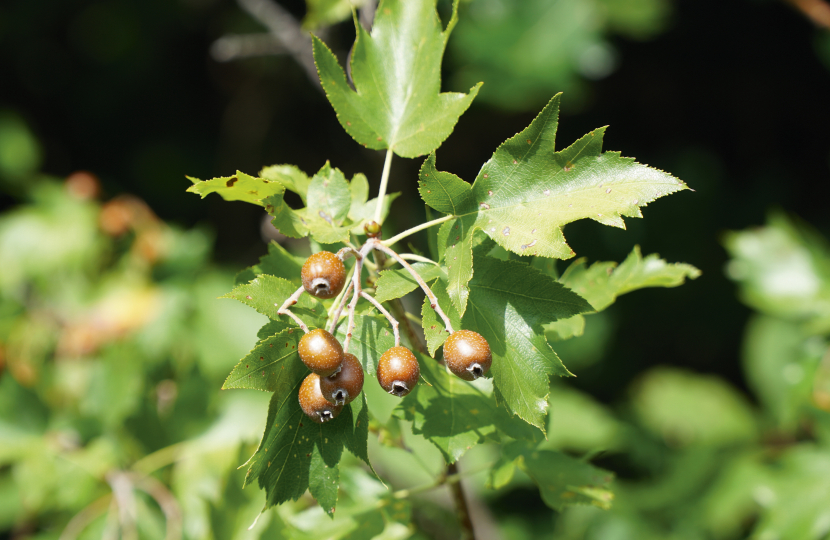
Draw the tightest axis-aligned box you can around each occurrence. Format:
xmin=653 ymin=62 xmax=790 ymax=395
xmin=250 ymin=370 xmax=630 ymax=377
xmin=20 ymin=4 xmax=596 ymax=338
xmin=504 ymin=441 xmax=615 ymax=510
xmin=421 ymin=94 xmax=689 ymax=314
xmin=312 ymin=0 xmax=481 ymax=158
xmin=187 ymin=171 xmax=285 ymax=207
xmin=263 ymin=190 xmax=310 ymax=239
xmin=243 ymin=352 xmax=371 ymax=515
xmin=260 ymin=164 xmax=311 ymax=203
xmin=560 ymin=245 xmax=700 ymax=312
xmin=395 ymin=354 xmax=541 ymax=463
xmin=223 ymin=328 xmax=306 ymax=391
xmin=347 ymin=173 xmax=370 ymax=219
xmin=221 ymin=275 xmax=327 ymax=330
xmin=237 ymin=241 xmax=306 ymax=287
xmin=299 ymin=162 xmax=353 ymax=244
xmin=423 ymin=254 xmax=593 ymax=432
xmin=373 ymin=262 xmax=445 ymax=304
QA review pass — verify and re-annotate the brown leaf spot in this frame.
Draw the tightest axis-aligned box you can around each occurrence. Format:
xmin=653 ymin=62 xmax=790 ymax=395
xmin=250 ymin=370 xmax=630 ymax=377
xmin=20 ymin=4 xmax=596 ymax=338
xmin=226 ymin=177 xmax=238 ymax=187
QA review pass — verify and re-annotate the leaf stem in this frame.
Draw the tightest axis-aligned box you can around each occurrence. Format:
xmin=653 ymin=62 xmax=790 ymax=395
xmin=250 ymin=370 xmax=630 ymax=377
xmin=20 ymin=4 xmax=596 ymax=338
xmin=383 ymin=214 xmax=455 ymax=246
xmin=276 ymin=285 xmax=309 ymax=333
xmin=399 ymin=253 xmax=440 ymax=266
xmin=373 ymin=241 xmax=454 ymax=334
xmin=374 ymin=148 xmax=394 ymax=224
xmin=360 ymin=291 xmax=400 ymax=346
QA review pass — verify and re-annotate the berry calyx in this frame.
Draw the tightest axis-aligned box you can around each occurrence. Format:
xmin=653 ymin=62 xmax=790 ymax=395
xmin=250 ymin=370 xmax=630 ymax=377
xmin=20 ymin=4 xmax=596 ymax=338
xmin=443 ymin=329 xmax=492 ymax=381
xmin=298 ymin=329 xmax=344 ymax=377
xmin=301 ymin=251 xmax=346 ymax=299
xmin=320 ymin=352 xmax=364 ymax=406
xmin=364 ymin=221 xmax=382 ymax=238
xmin=377 ymin=346 xmax=420 ymax=397
xmin=299 ymin=372 xmax=343 ymax=423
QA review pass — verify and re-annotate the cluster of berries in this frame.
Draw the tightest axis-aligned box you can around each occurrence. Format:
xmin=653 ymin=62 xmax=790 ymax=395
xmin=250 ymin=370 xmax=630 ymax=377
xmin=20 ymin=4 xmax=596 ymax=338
xmin=295 ymin=251 xmax=493 ymax=424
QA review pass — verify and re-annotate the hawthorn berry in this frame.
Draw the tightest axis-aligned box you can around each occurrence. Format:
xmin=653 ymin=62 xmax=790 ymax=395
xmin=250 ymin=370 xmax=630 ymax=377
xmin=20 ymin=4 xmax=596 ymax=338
xmin=377 ymin=346 xmax=420 ymax=397
xmin=301 ymin=251 xmax=346 ymax=299
xmin=320 ymin=352 xmax=364 ymax=406
xmin=299 ymin=372 xmax=343 ymax=423
xmin=298 ymin=328 xmax=343 ymax=377
xmin=443 ymin=329 xmax=492 ymax=381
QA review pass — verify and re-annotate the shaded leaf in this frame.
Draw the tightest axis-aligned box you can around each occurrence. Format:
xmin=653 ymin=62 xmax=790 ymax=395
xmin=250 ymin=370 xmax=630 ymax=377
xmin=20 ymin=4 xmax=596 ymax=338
xmin=244 ymin=355 xmax=371 ymax=515
xmin=312 ymin=0 xmax=480 ymax=157
xmin=505 ymin=441 xmax=615 ymax=510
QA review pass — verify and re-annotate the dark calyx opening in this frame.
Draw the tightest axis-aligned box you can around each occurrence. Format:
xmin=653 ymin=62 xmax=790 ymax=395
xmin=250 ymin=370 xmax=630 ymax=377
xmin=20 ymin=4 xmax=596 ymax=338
xmin=468 ymin=363 xmax=483 ymax=379
xmin=320 ymin=410 xmax=335 ymax=422
xmin=333 ymin=389 xmax=347 ymax=405
xmin=390 ymin=381 xmax=409 ymax=397
xmin=311 ymin=277 xmax=331 ymax=295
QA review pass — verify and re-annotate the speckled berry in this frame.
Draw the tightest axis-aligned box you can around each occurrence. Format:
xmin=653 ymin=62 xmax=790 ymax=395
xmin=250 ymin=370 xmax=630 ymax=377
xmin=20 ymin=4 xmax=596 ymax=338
xmin=298 ymin=329 xmax=343 ymax=377
xmin=301 ymin=251 xmax=346 ymax=299
xmin=443 ymin=330 xmax=492 ymax=381
xmin=377 ymin=346 xmax=420 ymax=397
xmin=320 ymin=353 xmax=364 ymax=405
xmin=299 ymin=372 xmax=343 ymax=423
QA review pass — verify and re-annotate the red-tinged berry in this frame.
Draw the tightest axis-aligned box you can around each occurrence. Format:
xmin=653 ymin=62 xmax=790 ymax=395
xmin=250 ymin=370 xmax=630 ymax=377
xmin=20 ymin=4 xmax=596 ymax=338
xmin=298 ymin=329 xmax=343 ymax=377
xmin=377 ymin=346 xmax=419 ymax=397
xmin=299 ymin=372 xmax=343 ymax=423
xmin=320 ymin=353 xmax=364 ymax=405
xmin=301 ymin=251 xmax=346 ymax=299
xmin=443 ymin=330 xmax=492 ymax=381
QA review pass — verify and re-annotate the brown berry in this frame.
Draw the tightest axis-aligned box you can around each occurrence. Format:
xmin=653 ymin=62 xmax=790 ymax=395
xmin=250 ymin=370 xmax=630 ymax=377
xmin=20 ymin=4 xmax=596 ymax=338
xmin=377 ymin=346 xmax=420 ymax=397
xmin=320 ymin=353 xmax=364 ymax=405
xmin=443 ymin=330 xmax=492 ymax=381
xmin=301 ymin=251 xmax=346 ymax=299
xmin=298 ymin=329 xmax=343 ymax=377
xmin=299 ymin=372 xmax=343 ymax=423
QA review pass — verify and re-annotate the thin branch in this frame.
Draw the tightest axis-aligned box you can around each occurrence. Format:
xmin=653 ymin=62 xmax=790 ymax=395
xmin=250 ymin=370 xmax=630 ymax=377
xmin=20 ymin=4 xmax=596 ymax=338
xmin=373 ymin=241 xmax=454 ymax=334
xmin=59 ymin=494 xmax=113 ymax=540
xmin=210 ymin=33 xmax=286 ymax=62
xmin=371 ymin=247 xmax=427 ymax=353
xmin=235 ymin=0 xmax=321 ymax=87
xmin=382 ymin=214 xmax=455 ymax=246
xmin=399 ymin=253 xmax=440 ymax=266
xmin=343 ymin=243 xmax=374 ymax=352
xmin=374 ymin=148 xmax=395 ymax=224
xmin=277 ymin=285 xmax=309 ymax=333
xmin=328 ymin=281 xmax=354 ymax=334
xmin=783 ymin=0 xmax=830 ymax=28
xmin=447 ymin=462 xmax=475 ymax=540
xmin=360 ymin=291 xmax=400 ymax=346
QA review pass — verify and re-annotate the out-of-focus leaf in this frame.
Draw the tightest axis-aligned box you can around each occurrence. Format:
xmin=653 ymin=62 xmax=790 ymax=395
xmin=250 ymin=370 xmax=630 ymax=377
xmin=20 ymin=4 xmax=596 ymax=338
xmin=302 ymin=0 xmax=369 ymax=30
xmin=545 ymin=384 xmax=621 ymax=452
xmin=504 ymin=441 xmax=614 ymax=510
xmin=631 ymin=367 xmax=758 ymax=447
xmin=312 ymin=0 xmax=480 ymax=157
xmin=724 ymin=213 xmax=830 ymax=331
xmin=742 ymin=315 xmax=823 ymax=431
xmin=559 ymin=245 xmax=700 ymax=311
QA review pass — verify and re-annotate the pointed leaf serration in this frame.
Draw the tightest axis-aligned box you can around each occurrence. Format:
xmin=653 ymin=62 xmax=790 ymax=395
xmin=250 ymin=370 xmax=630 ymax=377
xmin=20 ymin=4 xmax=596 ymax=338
xmin=312 ymin=0 xmax=481 ymax=158
xmin=420 ymin=93 xmax=690 ymax=314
